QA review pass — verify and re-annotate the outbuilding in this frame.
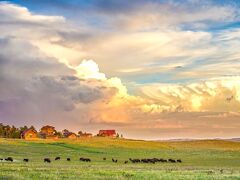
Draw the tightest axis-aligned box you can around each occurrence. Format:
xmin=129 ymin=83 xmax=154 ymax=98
xmin=21 ymin=128 xmax=38 ymax=140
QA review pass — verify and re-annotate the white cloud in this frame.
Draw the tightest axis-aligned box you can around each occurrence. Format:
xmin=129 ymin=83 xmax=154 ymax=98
xmin=0 ymin=2 xmax=65 ymax=24
xmin=74 ymin=60 xmax=106 ymax=80
xmin=140 ymin=77 xmax=240 ymax=112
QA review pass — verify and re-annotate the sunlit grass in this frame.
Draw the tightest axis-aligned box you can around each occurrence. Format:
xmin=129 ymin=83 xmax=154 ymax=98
xmin=0 ymin=138 xmax=240 ymax=179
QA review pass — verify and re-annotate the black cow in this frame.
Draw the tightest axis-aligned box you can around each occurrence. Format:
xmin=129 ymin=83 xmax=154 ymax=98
xmin=23 ymin=158 xmax=29 ymax=162
xmin=148 ymin=159 xmax=155 ymax=164
xmin=103 ymin=157 xmax=106 ymax=161
xmin=141 ymin=159 xmax=148 ymax=163
xmin=177 ymin=159 xmax=182 ymax=163
xmin=129 ymin=158 xmax=140 ymax=163
xmin=0 ymin=158 xmax=3 ymax=161
xmin=168 ymin=159 xmax=176 ymax=163
xmin=124 ymin=160 xmax=128 ymax=164
xmin=80 ymin=157 xmax=91 ymax=162
xmin=55 ymin=157 xmax=60 ymax=160
xmin=159 ymin=158 xmax=167 ymax=162
xmin=67 ymin=158 xmax=71 ymax=161
xmin=5 ymin=157 xmax=13 ymax=162
xmin=44 ymin=158 xmax=51 ymax=163
xmin=162 ymin=159 xmax=167 ymax=162
xmin=112 ymin=158 xmax=117 ymax=163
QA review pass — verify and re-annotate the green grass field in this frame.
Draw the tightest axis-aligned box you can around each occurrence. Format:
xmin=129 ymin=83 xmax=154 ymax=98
xmin=0 ymin=138 xmax=240 ymax=179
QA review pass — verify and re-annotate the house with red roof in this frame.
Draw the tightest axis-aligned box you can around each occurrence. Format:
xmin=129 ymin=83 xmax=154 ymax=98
xmin=98 ymin=130 xmax=116 ymax=137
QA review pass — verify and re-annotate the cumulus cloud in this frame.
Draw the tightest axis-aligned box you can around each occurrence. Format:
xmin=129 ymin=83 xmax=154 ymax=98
xmin=140 ymin=77 xmax=240 ymax=112
xmin=0 ymin=37 xmax=117 ymax=119
xmin=74 ymin=60 xmax=106 ymax=80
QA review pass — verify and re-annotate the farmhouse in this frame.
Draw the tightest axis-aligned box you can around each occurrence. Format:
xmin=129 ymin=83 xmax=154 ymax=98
xmin=66 ymin=132 xmax=77 ymax=139
xmin=39 ymin=125 xmax=58 ymax=139
xmin=98 ymin=130 xmax=116 ymax=137
xmin=21 ymin=128 xmax=38 ymax=140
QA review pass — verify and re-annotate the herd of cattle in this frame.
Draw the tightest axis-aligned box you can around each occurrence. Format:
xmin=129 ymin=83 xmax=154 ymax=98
xmin=0 ymin=157 xmax=182 ymax=164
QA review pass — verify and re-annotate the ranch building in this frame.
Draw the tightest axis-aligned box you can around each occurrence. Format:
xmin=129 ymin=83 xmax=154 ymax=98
xmin=66 ymin=132 xmax=77 ymax=139
xmin=21 ymin=128 xmax=38 ymax=140
xmin=98 ymin=130 xmax=116 ymax=137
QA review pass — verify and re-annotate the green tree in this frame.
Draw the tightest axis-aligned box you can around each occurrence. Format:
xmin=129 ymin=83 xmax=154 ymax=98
xmin=78 ymin=131 xmax=83 ymax=137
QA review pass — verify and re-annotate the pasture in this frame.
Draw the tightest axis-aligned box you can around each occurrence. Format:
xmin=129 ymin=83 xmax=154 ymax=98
xmin=0 ymin=138 xmax=240 ymax=179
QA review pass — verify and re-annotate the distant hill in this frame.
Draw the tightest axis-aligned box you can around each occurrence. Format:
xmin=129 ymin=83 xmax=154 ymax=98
xmin=156 ymin=138 xmax=240 ymax=142
xmin=226 ymin=138 xmax=240 ymax=142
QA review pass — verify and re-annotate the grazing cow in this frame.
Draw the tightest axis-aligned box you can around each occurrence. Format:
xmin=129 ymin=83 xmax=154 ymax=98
xmin=129 ymin=157 xmax=181 ymax=164
xmin=162 ymin=159 xmax=167 ymax=162
xmin=67 ymin=158 xmax=71 ymax=161
xmin=0 ymin=158 xmax=3 ymax=161
xmin=141 ymin=159 xmax=148 ymax=163
xmin=103 ymin=157 xmax=106 ymax=161
xmin=80 ymin=157 xmax=91 ymax=162
xmin=5 ymin=157 xmax=13 ymax=162
xmin=112 ymin=158 xmax=118 ymax=163
xmin=129 ymin=158 xmax=140 ymax=163
xmin=124 ymin=160 xmax=128 ymax=164
xmin=23 ymin=158 xmax=29 ymax=162
xmin=177 ymin=159 xmax=182 ymax=163
xmin=168 ymin=159 xmax=176 ymax=163
xmin=55 ymin=157 xmax=60 ymax=160
xmin=148 ymin=159 xmax=155 ymax=164
xmin=86 ymin=158 xmax=91 ymax=162
xmin=159 ymin=158 xmax=167 ymax=162
xmin=44 ymin=158 xmax=51 ymax=163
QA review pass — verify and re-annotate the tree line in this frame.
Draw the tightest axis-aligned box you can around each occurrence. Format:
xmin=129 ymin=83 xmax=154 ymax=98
xmin=0 ymin=123 xmax=91 ymax=139
xmin=0 ymin=123 xmax=36 ymax=138
xmin=0 ymin=123 xmax=123 ymax=139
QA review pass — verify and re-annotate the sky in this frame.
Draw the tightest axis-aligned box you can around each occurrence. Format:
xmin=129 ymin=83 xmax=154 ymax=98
xmin=0 ymin=0 xmax=240 ymax=140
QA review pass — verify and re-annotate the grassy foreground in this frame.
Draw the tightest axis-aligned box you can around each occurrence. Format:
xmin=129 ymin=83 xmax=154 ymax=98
xmin=0 ymin=138 xmax=240 ymax=179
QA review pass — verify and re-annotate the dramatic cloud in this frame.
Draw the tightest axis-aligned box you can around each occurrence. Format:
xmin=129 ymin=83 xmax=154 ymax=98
xmin=0 ymin=37 xmax=117 ymax=122
xmin=140 ymin=77 xmax=240 ymax=112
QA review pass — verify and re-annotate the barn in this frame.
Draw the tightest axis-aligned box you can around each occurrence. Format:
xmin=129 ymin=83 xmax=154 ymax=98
xmin=21 ymin=128 xmax=38 ymax=140
xmin=98 ymin=130 xmax=116 ymax=137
